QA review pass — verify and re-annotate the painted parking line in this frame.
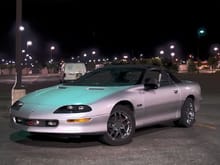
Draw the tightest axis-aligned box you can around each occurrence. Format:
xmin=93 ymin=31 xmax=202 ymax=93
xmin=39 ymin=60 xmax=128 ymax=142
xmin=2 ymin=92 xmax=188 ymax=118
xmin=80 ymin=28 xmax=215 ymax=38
xmin=195 ymin=123 xmax=217 ymax=130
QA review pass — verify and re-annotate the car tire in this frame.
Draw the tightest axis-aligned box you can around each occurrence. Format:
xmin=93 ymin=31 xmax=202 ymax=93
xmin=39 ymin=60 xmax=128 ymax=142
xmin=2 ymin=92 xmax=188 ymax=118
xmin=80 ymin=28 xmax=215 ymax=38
xmin=174 ymin=97 xmax=196 ymax=127
xmin=100 ymin=105 xmax=135 ymax=146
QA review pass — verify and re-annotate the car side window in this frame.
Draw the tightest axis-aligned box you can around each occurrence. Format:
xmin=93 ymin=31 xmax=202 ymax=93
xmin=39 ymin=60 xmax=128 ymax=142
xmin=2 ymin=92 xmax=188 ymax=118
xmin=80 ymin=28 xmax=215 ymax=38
xmin=159 ymin=72 xmax=173 ymax=87
xmin=145 ymin=71 xmax=160 ymax=81
xmin=144 ymin=70 xmax=160 ymax=87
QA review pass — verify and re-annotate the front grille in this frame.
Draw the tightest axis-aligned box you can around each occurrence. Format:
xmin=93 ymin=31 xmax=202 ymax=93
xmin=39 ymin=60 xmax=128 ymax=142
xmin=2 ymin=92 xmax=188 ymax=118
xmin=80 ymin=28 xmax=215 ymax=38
xmin=14 ymin=117 xmax=59 ymax=127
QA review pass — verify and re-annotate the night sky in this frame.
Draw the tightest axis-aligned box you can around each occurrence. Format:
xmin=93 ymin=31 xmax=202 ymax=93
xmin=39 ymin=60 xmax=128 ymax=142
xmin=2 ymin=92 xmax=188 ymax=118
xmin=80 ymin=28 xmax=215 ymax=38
xmin=1 ymin=0 xmax=220 ymax=62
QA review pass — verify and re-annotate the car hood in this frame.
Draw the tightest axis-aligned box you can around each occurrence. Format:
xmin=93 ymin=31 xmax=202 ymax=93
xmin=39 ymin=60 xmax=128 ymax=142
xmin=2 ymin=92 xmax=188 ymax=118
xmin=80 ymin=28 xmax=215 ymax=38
xmin=20 ymin=85 xmax=130 ymax=106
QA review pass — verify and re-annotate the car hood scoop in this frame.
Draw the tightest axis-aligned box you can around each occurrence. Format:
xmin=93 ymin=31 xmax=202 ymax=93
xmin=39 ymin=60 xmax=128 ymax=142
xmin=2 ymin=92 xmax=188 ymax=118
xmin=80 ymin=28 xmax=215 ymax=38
xmin=87 ymin=87 xmax=105 ymax=90
xmin=58 ymin=86 xmax=67 ymax=89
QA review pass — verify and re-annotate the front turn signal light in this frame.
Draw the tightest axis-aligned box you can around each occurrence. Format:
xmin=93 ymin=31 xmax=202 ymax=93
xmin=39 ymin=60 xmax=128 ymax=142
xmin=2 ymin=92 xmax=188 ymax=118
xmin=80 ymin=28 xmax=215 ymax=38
xmin=67 ymin=118 xmax=91 ymax=123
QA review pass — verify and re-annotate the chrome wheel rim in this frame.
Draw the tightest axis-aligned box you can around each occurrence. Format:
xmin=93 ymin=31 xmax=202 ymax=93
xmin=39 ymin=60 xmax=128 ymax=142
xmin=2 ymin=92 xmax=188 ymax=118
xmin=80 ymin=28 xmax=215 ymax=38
xmin=107 ymin=111 xmax=132 ymax=141
xmin=186 ymin=102 xmax=195 ymax=125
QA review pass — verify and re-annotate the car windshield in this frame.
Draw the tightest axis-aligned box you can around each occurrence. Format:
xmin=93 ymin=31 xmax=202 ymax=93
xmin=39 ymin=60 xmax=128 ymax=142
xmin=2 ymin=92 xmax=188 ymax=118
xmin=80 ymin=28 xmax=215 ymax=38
xmin=64 ymin=67 xmax=145 ymax=86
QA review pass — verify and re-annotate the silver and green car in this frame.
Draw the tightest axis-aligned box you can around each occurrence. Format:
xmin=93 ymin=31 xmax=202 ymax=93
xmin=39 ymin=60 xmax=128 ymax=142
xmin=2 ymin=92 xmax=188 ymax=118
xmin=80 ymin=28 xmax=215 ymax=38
xmin=10 ymin=65 xmax=202 ymax=146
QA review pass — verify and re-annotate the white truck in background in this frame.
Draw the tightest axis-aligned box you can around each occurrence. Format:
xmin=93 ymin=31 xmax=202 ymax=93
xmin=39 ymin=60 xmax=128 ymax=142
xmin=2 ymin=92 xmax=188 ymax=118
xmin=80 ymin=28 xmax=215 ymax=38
xmin=60 ymin=62 xmax=86 ymax=82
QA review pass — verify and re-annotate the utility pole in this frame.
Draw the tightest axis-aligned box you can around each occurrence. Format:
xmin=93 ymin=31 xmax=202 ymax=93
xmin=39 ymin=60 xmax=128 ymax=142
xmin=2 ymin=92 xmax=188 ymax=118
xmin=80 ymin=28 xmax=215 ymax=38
xmin=15 ymin=0 xmax=22 ymax=88
xmin=12 ymin=0 xmax=26 ymax=105
xmin=197 ymin=27 xmax=207 ymax=74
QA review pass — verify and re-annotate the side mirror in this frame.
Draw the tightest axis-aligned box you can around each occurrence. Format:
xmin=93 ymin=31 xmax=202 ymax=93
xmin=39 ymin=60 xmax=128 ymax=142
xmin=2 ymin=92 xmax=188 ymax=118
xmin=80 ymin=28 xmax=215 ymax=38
xmin=144 ymin=78 xmax=159 ymax=90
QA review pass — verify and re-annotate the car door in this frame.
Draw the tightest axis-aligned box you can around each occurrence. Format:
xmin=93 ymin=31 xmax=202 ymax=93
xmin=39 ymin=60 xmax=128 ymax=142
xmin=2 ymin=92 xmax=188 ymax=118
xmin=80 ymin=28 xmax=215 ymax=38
xmin=141 ymin=70 xmax=181 ymax=125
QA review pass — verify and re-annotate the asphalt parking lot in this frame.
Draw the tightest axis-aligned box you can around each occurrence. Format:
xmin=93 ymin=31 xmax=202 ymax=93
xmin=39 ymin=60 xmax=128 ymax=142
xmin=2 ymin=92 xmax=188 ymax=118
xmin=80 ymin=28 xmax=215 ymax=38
xmin=0 ymin=73 xmax=220 ymax=165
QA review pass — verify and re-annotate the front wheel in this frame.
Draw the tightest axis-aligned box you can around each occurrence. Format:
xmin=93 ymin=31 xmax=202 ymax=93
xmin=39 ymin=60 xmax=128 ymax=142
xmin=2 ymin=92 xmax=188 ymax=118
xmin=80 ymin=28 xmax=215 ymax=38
xmin=174 ymin=97 xmax=196 ymax=127
xmin=100 ymin=105 xmax=135 ymax=146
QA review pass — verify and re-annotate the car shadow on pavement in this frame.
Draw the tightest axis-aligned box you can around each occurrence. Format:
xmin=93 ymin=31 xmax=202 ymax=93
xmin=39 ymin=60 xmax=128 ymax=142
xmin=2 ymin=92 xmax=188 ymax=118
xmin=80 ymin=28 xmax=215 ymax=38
xmin=10 ymin=122 xmax=176 ymax=148
xmin=10 ymin=131 xmax=102 ymax=148
xmin=134 ymin=122 xmax=175 ymax=138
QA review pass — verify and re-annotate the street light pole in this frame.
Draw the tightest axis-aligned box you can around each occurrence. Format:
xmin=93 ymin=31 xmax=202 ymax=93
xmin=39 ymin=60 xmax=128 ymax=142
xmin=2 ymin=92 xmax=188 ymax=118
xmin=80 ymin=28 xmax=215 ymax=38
xmin=50 ymin=46 xmax=55 ymax=61
xmin=12 ymin=0 xmax=26 ymax=105
xmin=26 ymin=40 xmax=32 ymax=56
xmin=197 ymin=27 xmax=207 ymax=73
xmin=15 ymin=0 xmax=22 ymax=89
xmin=197 ymin=27 xmax=207 ymax=59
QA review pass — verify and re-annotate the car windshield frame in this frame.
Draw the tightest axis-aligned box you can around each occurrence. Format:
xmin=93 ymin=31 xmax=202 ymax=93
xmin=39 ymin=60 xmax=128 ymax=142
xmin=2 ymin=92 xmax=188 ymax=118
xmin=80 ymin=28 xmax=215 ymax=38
xmin=63 ymin=67 xmax=146 ymax=86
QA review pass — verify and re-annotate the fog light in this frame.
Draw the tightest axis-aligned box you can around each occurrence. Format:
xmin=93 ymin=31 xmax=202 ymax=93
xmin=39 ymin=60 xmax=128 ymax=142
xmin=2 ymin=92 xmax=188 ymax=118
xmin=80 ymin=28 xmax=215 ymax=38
xmin=47 ymin=120 xmax=58 ymax=126
xmin=67 ymin=118 xmax=91 ymax=123
xmin=26 ymin=120 xmax=40 ymax=126
xmin=16 ymin=117 xmax=23 ymax=123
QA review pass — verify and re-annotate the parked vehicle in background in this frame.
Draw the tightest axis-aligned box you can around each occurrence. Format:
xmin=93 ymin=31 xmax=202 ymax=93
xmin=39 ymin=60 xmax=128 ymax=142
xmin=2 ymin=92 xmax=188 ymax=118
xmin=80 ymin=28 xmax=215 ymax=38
xmin=60 ymin=62 xmax=86 ymax=82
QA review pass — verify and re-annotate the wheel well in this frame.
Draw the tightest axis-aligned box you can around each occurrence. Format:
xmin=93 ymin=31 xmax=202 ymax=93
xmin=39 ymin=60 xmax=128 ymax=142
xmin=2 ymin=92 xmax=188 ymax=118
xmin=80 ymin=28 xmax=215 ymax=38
xmin=114 ymin=101 xmax=134 ymax=113
xmin=186 ymin=95 xmax=195 ymax=101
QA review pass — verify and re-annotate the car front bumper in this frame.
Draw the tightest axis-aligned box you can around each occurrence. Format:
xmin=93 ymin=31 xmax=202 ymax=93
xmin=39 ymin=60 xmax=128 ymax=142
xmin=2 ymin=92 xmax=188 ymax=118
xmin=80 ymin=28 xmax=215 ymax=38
xmin=10 ymin=113 xmax=109 ymax=134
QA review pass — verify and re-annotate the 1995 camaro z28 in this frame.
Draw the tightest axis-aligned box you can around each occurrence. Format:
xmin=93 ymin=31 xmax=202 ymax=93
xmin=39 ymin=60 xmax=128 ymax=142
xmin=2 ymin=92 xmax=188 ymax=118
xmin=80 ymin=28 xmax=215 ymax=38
xmin=10 ymin=65 xmax=202 ymax=145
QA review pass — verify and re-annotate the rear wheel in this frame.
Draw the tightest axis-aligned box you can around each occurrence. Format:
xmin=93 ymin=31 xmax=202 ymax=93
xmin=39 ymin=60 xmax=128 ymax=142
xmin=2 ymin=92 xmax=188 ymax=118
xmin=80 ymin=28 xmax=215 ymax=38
xmin=100 ymin=105 xmax=135 ymax=146
xmin=174 ymin=97 xmax=195 ymax=127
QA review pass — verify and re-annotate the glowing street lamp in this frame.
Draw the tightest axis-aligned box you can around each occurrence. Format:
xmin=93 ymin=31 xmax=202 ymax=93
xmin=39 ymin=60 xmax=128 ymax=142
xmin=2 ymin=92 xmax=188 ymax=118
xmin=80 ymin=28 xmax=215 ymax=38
xmin=92 ymin=50 xmax=96 ymax=55
xmin=213 ymin=47 xmax=219 ymax=52
xmin=159 ymin=50 xmax=164 ymax=55
xmin=19 ymin=25 xmax=24 ymax=31
xmin=198 ymin=27 xmax=207 ymax=38
xmin=170 ymin=45 xmax=175 ymax=49
xmin=171 ymin=52 xmax=175 ymax=57
xmin=27 ymin=40 xmax=32 ymax=47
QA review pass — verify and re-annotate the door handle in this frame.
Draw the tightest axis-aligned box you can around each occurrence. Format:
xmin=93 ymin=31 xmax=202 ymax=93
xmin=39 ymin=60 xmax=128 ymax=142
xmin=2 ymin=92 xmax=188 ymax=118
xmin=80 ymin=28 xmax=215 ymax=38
xmin=173 ymin=90 xmax=178 ymax=94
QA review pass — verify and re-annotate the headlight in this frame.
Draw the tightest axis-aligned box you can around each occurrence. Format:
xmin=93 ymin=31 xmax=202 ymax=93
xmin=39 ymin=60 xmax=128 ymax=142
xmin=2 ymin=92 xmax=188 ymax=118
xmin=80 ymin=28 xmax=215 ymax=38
xmin=54 ymin=105 xmax=92 ymax=113
xmin=11 ymin=100 xmax=24 ymax=111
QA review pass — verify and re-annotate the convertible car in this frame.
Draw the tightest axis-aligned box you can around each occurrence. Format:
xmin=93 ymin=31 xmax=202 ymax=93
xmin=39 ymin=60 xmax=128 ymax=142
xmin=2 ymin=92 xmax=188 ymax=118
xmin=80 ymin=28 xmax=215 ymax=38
xmin=10 ymin=64 xmax=202 ymax=145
